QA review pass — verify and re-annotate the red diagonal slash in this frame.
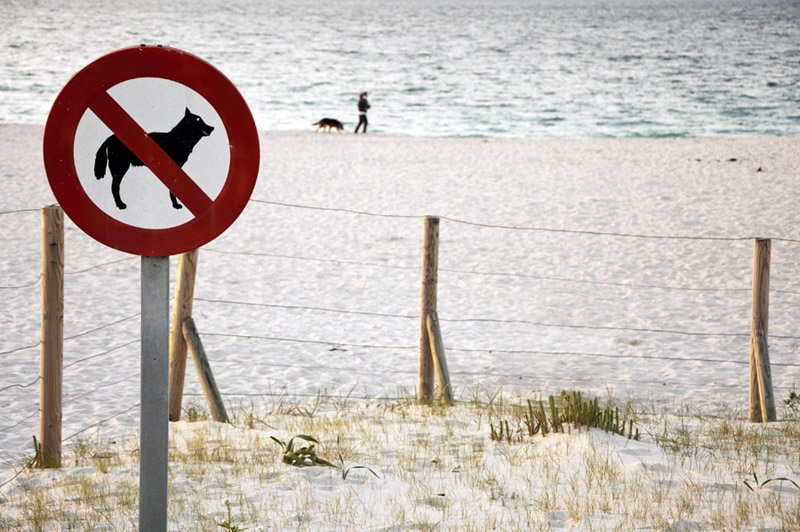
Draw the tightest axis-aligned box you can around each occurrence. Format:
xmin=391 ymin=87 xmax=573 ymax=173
xmin=88 ymin=90 xmax=214 ymax=216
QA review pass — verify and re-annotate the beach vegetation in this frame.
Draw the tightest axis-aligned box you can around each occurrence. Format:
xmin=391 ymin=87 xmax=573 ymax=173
xmin=268 ymin=434 xmax=336 ymax=468
xmin=784 ymin=385 xmax=800 ymax=416
xmin=0 ymin=390 xmax=798 ymax=530
xmin=490 ymin=391 xmax=640 ymax=444
xmin=216 ymin=499 xmax=247 ymax=531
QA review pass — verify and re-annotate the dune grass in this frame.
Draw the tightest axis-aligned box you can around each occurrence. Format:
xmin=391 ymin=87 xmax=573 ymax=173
xmin=1 ymin=388 xmax=798 ymax=530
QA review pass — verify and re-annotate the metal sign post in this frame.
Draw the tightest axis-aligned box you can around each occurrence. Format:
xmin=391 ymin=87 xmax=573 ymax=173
xmin=139 ymin=256 xmax=170 ymax=530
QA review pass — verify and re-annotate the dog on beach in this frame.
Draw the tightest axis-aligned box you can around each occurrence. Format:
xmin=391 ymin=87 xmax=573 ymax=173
xmin=94 ymin=108 xmax=214 ymax=210
xmin=312 ymin=118 xmax=344 ymax=133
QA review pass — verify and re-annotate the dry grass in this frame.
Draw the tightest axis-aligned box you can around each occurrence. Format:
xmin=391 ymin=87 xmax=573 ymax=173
xmin=1 ymin=389 xmax=798 ymax=530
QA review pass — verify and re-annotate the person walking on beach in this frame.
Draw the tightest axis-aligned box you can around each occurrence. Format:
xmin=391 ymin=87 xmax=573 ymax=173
xmin=354 ymin=92 xmax=370 ymax=133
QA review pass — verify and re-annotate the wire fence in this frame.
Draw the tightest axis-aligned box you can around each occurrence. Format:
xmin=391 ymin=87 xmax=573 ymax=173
xmin=1 ymin=198 xmax=800 ymax=485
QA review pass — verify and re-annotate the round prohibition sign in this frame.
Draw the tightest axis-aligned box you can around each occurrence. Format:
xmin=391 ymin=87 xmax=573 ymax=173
xmin=43 ymin=45 xmax=260 ymax=256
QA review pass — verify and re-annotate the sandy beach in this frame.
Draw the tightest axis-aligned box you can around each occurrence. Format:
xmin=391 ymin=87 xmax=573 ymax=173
xmin=1 ymin=123 xmax=799 ymax=529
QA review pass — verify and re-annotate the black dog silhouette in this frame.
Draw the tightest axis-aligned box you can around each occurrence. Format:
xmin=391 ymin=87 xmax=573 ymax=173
xmin=94 ymin=108 xmax=214 ymax=210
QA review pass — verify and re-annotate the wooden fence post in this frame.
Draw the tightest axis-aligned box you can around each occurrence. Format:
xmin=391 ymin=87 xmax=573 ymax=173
xmin=182 ymin=317 xmax=229 ymax=423
xmin=426 ymin=312 xmax=453 ymax=405
xmin=754 ymin=329 xmax=776 ymax=422
xmin=40 ymin=205 xmax=63 ymax=468
xmin=749 ymin=238 xmax=772 ymax=422
xmin=168 ymin=249 xmax=199 ymax=422
xmin=418 ymin=216 xmax=439 ymax=402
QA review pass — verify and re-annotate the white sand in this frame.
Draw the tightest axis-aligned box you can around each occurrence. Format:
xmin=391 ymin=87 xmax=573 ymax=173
xmin=1 ymin=124 xmax=799 ymax=527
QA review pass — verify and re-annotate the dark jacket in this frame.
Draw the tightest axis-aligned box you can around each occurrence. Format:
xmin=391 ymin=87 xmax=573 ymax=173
xmin=358 ymin=97 xmax=370 ymax=113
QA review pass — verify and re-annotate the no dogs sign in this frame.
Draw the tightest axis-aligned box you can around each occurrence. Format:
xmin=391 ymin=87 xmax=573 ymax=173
xmin=43 ymin=45 xmax=260 ymax=256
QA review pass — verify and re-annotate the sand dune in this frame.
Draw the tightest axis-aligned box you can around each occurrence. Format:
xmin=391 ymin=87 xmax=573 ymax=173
xmin=1 ymin=124 xmax=799 ymax=528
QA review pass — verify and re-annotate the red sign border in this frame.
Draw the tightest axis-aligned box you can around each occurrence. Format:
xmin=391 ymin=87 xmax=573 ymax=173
xmin=43 ymin=45 xmax=260 ymax=256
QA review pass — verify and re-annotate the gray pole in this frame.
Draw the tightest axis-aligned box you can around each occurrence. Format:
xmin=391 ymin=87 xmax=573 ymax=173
xmin=140 ymin=256 xmax=170 ymax=530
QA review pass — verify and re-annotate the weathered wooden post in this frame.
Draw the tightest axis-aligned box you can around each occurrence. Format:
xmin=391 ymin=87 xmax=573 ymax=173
xmin=426 ymin=312 xmax=453 ymax=405
xmin=754 ymin=329 xmax=776 ymax=422
xmin=168 ymin=249 xmax=199 ymax=421
xmin=182 ymin=317 xmax=229 ymax=423
xmin=749 ymin=238 xmax=774 ymax=422
xmin=40 ymin=204 xmax=64 ymax=468
xmin=419 ymin=216 xmax=439 ymax=402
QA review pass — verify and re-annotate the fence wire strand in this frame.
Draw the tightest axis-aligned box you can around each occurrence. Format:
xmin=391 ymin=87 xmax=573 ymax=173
xmin=1 ymin=198 xmax=799 ymax=475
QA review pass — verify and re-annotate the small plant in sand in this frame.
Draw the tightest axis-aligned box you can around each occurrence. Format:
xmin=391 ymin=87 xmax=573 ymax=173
xmin=217 ymin=499 xmax=247 ymax=531
xmin=335 ymin=451 xmax=380 ymax=481
xmin=490 ymin=390 xmax=640 ymax=443
xmin=270 ymin=433 xmax=379 ymax=480
xmin=489 ymin=419 xmax=522 ymax=444
xmin=557 ymin=390 xmax=640 ymax=440
xmin=27 ymin=436 xmax=42 ymax=469
xmin=743 ymin=471 xmax=800 ymax=492
xmin=784 ymin=385 xmax=800 ymax=416
xmin=184 ymin=402 xmax=211 ymax=422
xmin=269 ymin=434 xmax=336 ymax=468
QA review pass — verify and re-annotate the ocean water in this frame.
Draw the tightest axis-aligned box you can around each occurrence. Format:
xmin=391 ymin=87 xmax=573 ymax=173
xmin=1 ymin=0 xmax=798 ymax=138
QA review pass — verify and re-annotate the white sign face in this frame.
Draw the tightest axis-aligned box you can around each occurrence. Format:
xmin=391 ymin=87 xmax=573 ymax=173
xmin=73 ymin=78 xmax=230 ymax=229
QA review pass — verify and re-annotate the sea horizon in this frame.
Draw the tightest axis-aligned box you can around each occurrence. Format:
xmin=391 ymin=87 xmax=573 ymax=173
xmin=1 ymin=0 xmax=798 ymax=139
